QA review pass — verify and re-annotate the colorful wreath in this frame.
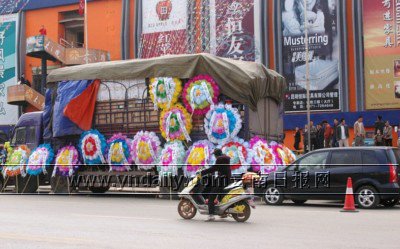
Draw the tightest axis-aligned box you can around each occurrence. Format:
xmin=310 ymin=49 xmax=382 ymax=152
xmin=149 ymin=77 xmax=182 ymax=110
xmin=269 ymin=141 xmax=288 ymax=168
xmin=26 ymin=144 xmax=54 ymax=176
xmin=184 ymin=140 xmax=215 ymax=178
xmin=182 ymin=75 xmax=220 ymax=116
xmin=79 ymin=130 xmax=107 ymax=165
xmin=157 ymin=141 xmax=186 ymax=176
xmin=107 ymin=133 xmax=131 ymax=172
xmin=53 ymin=145 xmax=79 ymax=177
xmin=160 ymin=103 xmax=192 ymax=142
xmin=249 ymin=137 xmax=277 ymax=174
xmin=3 ymin=145 xmax=30 ymax=177
xmin=130 ymin=131 xmax=161 ymax=170
xmin=281 ymin=145 xmax=297 ymax=165
xmin=204 ymin=103 xmax=242 ymax=144
xmin=220 ymin=138 xmax=249 ymax=175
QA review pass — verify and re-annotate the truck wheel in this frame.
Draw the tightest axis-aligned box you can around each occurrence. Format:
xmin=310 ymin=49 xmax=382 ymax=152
xmin=89 ymin=186 xmax=110 ymax=194
xmin=16 ymin=175 xmax=38 ymax=194
xmin=51 ymin=175 xmax=74 ymax=194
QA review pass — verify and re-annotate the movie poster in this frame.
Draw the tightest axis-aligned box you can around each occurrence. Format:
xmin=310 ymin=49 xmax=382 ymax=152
xmin=139 ymin=0 xmax=188 ymax=58
xmin=210 ymin=0 xmax=260 ymax=62
xmin=363 ymin=0 xmax=400 ymax=110
xmin=0 ymin=14 xmax=19 ymax=125
xmin=281 ymin=0 xmax=341 ymax=112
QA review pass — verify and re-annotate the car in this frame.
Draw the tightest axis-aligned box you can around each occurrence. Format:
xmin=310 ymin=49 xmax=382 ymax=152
xmin=261 ymin=147 xmax=400 ymax=209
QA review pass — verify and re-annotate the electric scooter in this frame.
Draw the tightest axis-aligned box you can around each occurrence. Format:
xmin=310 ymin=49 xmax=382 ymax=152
xmin=177 ymin=172 xmax=259 ymax=222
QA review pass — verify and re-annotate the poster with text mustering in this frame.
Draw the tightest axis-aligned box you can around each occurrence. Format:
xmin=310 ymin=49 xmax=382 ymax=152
xmin=281 ymin=0 xmax=341 ymax=113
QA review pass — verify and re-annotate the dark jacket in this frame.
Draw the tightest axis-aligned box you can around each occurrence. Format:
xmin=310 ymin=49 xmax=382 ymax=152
xmin=201 ymin=155 xmax=232 ymax=181
xmin=335 ymin=124 xmax=349 ymax=140
xmin=375 ymin=121 xmax=385 ymax=135
xmin=294 ymin=131 xmax=301 ymax=143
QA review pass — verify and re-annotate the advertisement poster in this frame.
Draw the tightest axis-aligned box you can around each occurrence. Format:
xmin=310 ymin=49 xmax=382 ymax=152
xmin=140 ymin=0 xmax=188 ymax=58
xmin=281 ymin=0 xmax=341 ymax=112
xmin=363 ymin=0 xmax=400 ymax=110
xmin=210 ymin=0 xmax=259 ymax=61
xmin=0 ymin=14 xmax=19 ymax=125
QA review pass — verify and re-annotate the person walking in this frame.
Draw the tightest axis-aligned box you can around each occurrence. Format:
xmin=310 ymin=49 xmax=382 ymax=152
xmin=303 ymin=124 xmax=309 ymax=153
xmin=294 ymin=127 xmax=301 ymax=151
xmin=374 ymin=130 xmax=384 ymax=146
xmin=316 ymin=124 xmax=324 ymax=150
xmin=323 ymin=120 xmax=333 ymax=148
xmin=383 ymin=121 xmax=393 ymax=146
xmin=374 ymin=115 xmax=385 ymax=135
xmin=354 ymin=116 xmax=366 ymax=146
xmin=309 ymin=121 xmax=317 ymax=151
xmin=332 ymin=118 xmax=339 ymax=147
xmin=336 ymin=118 xmax=349 ymax=147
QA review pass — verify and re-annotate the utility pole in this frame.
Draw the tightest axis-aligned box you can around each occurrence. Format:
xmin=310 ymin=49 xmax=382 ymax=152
xmin=304 ymin=0 xmax=311 ymax=152
xmin=84 ymin=0 xmax=89 ymax=64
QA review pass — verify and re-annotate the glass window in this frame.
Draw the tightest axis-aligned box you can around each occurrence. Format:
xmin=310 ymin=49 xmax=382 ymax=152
xmin=362 ymin=151 xmax=379 ymax=165
xmin=330 ymin=150 xmax=362 ymax=166
xmin=26 ymin=127 xmax=37 ymax=144
xmin=297 ymin=152 xmax=329 ymax=171
xmin=11 ymin=127 xmax=26 ymax=145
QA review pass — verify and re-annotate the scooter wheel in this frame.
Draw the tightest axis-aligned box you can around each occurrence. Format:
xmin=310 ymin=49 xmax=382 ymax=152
xmin=232 ymin=202 xmax=251 ymax=223
xmin=178 ymin=199 xmax=197 ymax=219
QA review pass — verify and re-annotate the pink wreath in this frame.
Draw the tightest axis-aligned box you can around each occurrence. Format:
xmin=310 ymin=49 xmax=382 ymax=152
xmin=182 ymin=75 xmax=220 ymax=116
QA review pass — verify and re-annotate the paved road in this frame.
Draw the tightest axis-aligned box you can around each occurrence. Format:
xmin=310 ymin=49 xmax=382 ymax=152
xmin=0 ymin=195 xmax=398 ymax=249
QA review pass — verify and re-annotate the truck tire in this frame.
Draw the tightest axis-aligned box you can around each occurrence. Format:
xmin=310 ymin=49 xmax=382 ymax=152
xmin=51 ymin=175 xmax=74 ymax=194
xmin=89 ymin=186 xmax=110 ymax=194
xmin=16 ymin=175 xmax=39 ymax=194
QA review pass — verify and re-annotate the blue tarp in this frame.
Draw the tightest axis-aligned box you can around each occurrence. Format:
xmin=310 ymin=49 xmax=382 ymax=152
xmin=52 ymin=80 xmax=92 ymax=138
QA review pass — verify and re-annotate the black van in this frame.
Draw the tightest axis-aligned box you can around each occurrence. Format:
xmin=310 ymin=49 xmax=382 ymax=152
xmin=262 ymin=147 xmax=400 ymax=209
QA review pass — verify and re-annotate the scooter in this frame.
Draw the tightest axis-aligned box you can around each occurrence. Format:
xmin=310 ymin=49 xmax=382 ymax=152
xmin=178 ymin=172 xmax=259 ymax=222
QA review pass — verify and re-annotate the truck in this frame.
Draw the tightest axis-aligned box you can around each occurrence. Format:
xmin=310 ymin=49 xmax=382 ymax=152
xmin=4 ymin=53 xmax=286 ymax=194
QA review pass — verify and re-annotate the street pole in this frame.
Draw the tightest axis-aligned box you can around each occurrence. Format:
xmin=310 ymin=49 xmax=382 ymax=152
xmin=304 ymin=0 xmax=311 ymax=152
xmin=84 ymin=0 xmax=89 ymax=64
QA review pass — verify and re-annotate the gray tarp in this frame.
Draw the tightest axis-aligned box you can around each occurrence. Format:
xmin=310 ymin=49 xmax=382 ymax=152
xmin=47 ymin=53 xmax=285 ymax=111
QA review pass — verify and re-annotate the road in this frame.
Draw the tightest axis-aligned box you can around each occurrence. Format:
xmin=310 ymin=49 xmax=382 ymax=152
xmin=0 ymin=195 xmax=398 ymax=249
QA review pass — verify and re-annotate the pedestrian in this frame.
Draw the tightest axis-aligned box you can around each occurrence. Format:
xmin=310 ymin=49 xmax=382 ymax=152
xmin=323 ymin=120 xmax=332 ymax=148
xmin=39 ymin=25 xmax=47 ymax=35
xmin=200 ymin=149 xmax=231 ymax=221
xmin=303 ymin=124 xmax=309 ymax=153
xmin=374 ymin=130 xmax=384 ymax=146
xmin=336 ymin=118 xmax=349 ymax=147
xmin=374 ymin=115 xmax=385 ymax=135
xmin=383 ymin=121 xmax=393 ymax=146
xmin=316 ymin=124 xmax=324 ymax=150
xmin=294 ymin=127 xmax=301 ymax=151
xmin=354 ymin=116 xmax=366 ymax=146
xmin=332 ymin=118 xmax=339 ymax=147
xmin=309 ymin=121 xmax=317 ymax=151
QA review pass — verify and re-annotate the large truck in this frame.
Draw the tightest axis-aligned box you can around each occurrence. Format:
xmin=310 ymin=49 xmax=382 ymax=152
xmin=4 ymin=53 xmax=286 ymax=193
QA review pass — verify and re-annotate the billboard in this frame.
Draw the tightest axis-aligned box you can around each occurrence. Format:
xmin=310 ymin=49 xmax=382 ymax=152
xmin=363 ymin=0 xmax=400 ymax=110
xmin=0 ymin=14 xmax=19 ymax=125
xmin=139 ymin=0 xmax=188 ymax=58
xmin=210 ymin=0 xmax=260 ymax=62
xmin=281 ymin=0 xmax=341 ymax=112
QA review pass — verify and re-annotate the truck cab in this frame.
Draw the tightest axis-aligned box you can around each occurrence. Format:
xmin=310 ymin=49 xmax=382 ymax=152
xmin=10 ymin=112 xmax=43 ymax=151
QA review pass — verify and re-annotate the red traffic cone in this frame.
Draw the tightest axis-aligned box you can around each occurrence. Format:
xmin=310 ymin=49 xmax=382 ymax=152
xmin=341 ymin=177 xmax=359 ymax=212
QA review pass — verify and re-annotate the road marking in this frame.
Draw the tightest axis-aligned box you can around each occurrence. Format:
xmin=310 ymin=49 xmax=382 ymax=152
xmin=0 ymin=232 xmax=95 ymax=245
xmin=72 ymin=213 xmax=171 ymax=222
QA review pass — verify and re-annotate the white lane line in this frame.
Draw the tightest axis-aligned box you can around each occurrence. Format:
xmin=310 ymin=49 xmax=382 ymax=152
xmin=71 ymin=213 xmax=171 ymax=222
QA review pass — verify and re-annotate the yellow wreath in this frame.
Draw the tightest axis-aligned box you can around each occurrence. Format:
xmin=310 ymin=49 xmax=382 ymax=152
xmin=160 ymin=103 xmax=193 ymax=142
xmin=150 ymin=77 xmax=182 ymax=110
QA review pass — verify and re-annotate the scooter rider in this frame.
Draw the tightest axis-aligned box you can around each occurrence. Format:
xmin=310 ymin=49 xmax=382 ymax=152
xmin=200 ymin=149 xmax=232 ymax=221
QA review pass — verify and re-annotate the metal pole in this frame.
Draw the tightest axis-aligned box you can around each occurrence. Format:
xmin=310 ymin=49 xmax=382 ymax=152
xmin=41 ymin=57 xmax=47 ymax=95
xmin=84 ymin=0 xmax=89 ymax=64
xmin=304 ymin=0 xmax=311 ymax=152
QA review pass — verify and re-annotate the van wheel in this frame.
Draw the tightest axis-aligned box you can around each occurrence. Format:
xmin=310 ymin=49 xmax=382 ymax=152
xmin=264 ymin=187 xmax=284 ymax=205
xmin=381 ymin=198 xmax=399 ymax=208
xmin=356 ymin=186 xmax=380 ymax=209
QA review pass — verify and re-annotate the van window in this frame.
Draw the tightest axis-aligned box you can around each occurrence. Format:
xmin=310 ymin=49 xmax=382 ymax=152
xmin=388 ymin=149 xmax=400 ymax=165
xmin=362 ymin=151 xmax=380 ymax=165
xmin=330 ymin=150 xmax=362 ymax=166
xmin=11 ymin=127 xmax=26 ymax=145
xmin=297 ymin=152 xmax=329 ymax=171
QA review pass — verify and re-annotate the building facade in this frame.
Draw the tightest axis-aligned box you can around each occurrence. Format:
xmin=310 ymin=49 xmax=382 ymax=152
xmin=1 ymin=0 xmax=399 ymax=147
